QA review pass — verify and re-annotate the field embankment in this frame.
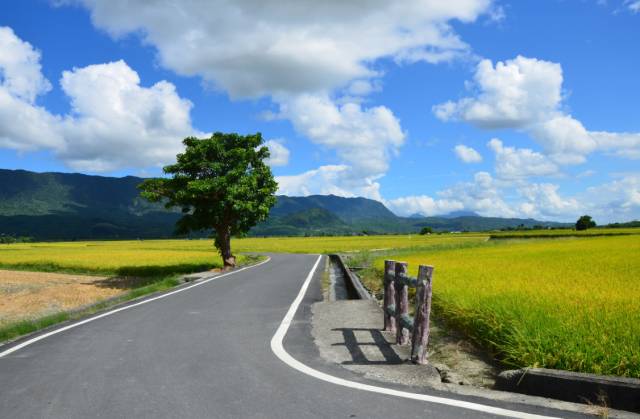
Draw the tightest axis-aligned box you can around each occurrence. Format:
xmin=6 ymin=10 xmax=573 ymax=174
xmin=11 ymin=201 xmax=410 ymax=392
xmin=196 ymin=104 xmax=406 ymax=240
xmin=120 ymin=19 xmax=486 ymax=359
xmin=349 ymin=234 xmax=640 ymax=378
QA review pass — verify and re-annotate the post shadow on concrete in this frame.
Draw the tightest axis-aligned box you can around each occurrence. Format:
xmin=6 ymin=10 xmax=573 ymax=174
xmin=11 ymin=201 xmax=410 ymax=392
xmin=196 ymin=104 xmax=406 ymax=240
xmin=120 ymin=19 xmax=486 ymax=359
xmin=331 ymin=328 xmax=403 ymax=365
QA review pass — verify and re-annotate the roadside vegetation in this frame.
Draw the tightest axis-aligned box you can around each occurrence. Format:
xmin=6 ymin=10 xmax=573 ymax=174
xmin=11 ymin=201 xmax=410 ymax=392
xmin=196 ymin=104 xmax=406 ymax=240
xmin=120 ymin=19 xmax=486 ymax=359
xmin=346 ymin=233 xmax=640 ymax=378
xmin=3 ymin=229 xmax=639 ymax=378
xmin=0 ymin=240 xmax=262 ymax=343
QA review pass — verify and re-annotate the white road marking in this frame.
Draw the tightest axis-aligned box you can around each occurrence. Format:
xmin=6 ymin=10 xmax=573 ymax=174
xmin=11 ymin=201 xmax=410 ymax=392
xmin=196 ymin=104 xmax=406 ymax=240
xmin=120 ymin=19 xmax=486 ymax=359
xmin=0 ymin=257 xmax=271 ymax=358
xmin=270 ymin=255 xmax=560 ymax=419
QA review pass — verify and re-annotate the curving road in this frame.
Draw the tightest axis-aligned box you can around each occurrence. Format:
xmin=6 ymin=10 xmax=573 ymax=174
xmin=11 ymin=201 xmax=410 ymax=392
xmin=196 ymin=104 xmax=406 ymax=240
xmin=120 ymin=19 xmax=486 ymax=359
xmin=0 ymin=254 xmax=585 ymax=418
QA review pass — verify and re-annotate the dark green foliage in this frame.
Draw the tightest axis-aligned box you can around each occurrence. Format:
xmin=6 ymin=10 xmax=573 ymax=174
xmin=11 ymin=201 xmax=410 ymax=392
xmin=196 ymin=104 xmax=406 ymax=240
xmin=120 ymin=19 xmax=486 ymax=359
xmin=419 ymin=227 xmax=433 ymax=235
xmin=606 ymin=220 xmax=640 ymax=228
xmin=139 ymin=133 xmax=278 ymax=266
xmin=575 ymin=215 xmax=596 ymax=231
xmin=0 ymin=235 xmax=32 ymax=244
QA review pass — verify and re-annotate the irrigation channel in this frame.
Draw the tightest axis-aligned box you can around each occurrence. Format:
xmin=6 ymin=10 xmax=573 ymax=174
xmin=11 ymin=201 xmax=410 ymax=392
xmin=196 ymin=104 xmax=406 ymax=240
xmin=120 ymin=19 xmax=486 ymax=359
xmin=328 ymin=254 xmax=369 ymax=301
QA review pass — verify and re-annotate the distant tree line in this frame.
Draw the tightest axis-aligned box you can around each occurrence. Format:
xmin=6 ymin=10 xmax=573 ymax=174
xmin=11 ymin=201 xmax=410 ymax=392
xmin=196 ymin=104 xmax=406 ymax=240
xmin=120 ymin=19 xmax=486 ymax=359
xmin=0 ymin=235 xmax=33 ymax=244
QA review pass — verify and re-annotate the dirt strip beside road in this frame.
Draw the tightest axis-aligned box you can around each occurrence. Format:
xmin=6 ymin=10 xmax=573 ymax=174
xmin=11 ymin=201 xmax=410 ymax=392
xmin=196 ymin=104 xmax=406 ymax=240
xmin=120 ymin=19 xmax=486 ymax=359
xmin=0 ymin=270 xmax=116 ymax=326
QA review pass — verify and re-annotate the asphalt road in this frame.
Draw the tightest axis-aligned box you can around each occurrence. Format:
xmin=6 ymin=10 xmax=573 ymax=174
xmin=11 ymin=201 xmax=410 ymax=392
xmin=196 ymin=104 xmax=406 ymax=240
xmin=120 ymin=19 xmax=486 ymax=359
xmin=0 ymin=254 xmax=586 ymax=418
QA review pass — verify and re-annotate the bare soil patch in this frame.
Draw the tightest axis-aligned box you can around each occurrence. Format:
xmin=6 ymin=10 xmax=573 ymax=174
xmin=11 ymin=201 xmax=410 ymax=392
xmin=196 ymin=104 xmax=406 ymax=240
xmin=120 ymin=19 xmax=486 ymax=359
xmin=0 ymin=270 xmax=122 ymax=326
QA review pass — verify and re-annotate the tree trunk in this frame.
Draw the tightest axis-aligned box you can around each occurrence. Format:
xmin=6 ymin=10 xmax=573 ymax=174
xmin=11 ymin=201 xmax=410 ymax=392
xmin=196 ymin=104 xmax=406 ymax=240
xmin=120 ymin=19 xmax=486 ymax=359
xmin=216 ymin=226 xmax=236 ymax=269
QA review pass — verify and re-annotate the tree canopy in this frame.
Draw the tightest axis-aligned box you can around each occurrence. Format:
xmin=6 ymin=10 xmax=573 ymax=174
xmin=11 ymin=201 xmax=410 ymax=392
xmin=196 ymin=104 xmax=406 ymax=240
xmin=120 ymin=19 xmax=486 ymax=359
xmin=575 ymin=215 xmax=596 ymax=231
xmin=139 ymin=132 xmax=278 ymax=267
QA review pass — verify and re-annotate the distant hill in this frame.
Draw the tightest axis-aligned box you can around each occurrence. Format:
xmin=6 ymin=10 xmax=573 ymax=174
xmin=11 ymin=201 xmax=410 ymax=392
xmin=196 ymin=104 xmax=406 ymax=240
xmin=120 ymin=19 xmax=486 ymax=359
xmin=0 ymin=169 xmax=570 ymax=240
xmin=441 ymin=210 xmax=480 ymax=218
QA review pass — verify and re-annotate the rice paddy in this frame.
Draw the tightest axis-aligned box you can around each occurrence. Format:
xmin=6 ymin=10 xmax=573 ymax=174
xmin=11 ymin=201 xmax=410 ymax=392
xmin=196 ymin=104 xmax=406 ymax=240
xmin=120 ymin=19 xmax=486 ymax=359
xmin=0 ymin=235 xmax=486 ymax=275
xmin=2 ymin=231 xmax=639 ymax=378
xmin=364 ymin=235 xmax=640 ymax=378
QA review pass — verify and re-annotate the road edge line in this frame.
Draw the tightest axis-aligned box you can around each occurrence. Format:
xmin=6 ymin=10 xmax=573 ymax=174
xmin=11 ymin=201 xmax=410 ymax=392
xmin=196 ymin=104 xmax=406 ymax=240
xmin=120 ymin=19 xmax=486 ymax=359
xmin=269 ymin=255 xmax=559 ymax=419
xmin=0 ymin=256 xmax=271 ymax=358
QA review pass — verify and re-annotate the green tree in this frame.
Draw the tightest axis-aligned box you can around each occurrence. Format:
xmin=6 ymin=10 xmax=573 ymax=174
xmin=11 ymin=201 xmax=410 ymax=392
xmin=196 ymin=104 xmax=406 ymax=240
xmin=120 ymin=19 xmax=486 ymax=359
xmin=139 ymin=132 xmax=278 ymax=268
xmin=419 ymin=226 xmax=433 ymax=235
xmin=575 ymin=215 xmax=596 ymax=231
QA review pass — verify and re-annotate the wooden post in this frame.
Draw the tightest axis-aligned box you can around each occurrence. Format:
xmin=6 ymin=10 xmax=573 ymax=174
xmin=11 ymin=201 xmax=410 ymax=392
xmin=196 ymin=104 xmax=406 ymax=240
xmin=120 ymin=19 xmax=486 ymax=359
xmin=411 ymin=265 xmax=434 ymax=364
xmin=383 ymin=260 xmax=397 ymax=332
xmin=394 ymin=262 xmax=410 ymax=345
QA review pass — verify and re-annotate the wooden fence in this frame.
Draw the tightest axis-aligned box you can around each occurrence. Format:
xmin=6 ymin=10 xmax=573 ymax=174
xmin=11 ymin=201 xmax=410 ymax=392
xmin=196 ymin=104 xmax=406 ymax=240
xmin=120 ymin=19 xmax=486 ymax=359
xmin=383 ymin=260 xmax=434 ymax=365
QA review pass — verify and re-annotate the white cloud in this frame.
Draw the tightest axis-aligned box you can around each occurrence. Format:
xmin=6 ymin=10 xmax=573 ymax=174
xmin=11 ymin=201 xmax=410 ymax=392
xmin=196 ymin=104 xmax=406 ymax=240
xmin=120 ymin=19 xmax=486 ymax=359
xmin=434 ymin=55 xmax=640 ymax=166
xmin=276 ymin=165 xmax=383 ymax=200
xmin=0 ymin=27 xmax=198 ymax=172
xmin=517 ymin=183 xmax=580 ymax=219
xmin=433 ymin=56 xmax=563 ymax=129
xmin=387 ymin=171 xmax=640 ymax=223
xmin=591 ymin=131 xmax=640 ymax=159
xmin=68 ymin=0 xmax=493 ymax=99
xmin=627 ymin=0 xmax=640 ymax=13
xmin=57 ymin=61 xmax=197 ymax=171
xmin=61 ymin=1 xmax=496 ymax=197
xmin=438 ymin=171 xmax=517 ymax=217
xmin=582 ymin=174 xmax=640 ymax=221
xmin=0 ymin=27 xmax=51 ymax=102
xmin=386 ymin=195 xmax=463 ymax=217
xmin=528 ymin=115 xmax=595 ymax=164
xmin=487 ymin=138 xmax=559 ymax=179
xmin=263 ymin=139 xmax=290 ymax=167
xmin=278 ymin=93 xmax=405 ymax=181
xmin=454 ymin=144 xmax=483 ymax=163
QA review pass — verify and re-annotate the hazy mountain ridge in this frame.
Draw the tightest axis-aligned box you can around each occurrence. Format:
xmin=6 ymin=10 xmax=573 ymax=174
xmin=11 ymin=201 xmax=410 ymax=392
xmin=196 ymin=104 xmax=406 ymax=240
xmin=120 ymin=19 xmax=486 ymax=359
xmin=0 ymin=169 xmax=569 ymax=240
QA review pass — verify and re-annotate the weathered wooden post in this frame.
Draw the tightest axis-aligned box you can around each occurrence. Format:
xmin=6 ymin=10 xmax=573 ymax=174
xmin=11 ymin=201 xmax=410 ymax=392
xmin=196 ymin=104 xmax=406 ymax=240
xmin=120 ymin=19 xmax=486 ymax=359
xmin=394 ymin=261 xmax=410 ymax=345
xmin=411 ymin=265 xmax=434 ymax=364
xmin=383 ymin=260 xmax=397 ymax=332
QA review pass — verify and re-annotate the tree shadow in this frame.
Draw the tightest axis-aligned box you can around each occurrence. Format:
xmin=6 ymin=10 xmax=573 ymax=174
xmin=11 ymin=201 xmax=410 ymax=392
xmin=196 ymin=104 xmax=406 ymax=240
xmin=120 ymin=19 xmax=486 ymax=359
xmin=331 ymin=327 xmax=403 ymax=365
xmin=87 ymin=263 xmax=220 ymax=290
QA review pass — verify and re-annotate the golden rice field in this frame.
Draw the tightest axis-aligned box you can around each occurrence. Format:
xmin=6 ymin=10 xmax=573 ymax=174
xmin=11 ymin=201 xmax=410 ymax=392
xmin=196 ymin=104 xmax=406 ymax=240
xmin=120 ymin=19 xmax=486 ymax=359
xmin=489 ymin=227 xmax=640 ymax=238
xmin=370 ymin=235 xmax=640 ymax=377
xmin=0 ymin=234 xmax=485 ymax=342
xmin=0 ymin=235 xmax=487 ymax=276
xmin=234 ymin=234 xmax=488 ymax=254
xmin=0 ymin=240 xmax=233 ymax=276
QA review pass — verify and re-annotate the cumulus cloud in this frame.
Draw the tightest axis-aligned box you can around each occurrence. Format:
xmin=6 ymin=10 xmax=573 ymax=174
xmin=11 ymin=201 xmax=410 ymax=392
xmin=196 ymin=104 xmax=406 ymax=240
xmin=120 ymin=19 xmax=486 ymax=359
xmin=487 ymin=138 xmax=559 ymax=179
xmin=454 ymin=144 xmax=483 ymax=163
xmin=276 ymin=165 xmax=383 ymax=200
xmin=0 ymin=27 xmax=197 ymax=171
xmin=0 ymin=27 xmax=51 ymax=102
xmin=67 ymin=0 xmax=493 ymax=98
xmin=434 ymin=55 xmax=640 ymax=167
xmin=434 ymin=56 xmax=563 ymax=129
xmin=386 ymin=195 xmax=463 ymax=217
xmin=57 ymin=1 xmax=497 ymax=197
xmin=387 ymin=172 xmax=640 ymax=223
xmin=279 ymin=94 xmax=405 ymax=179
xmin=583 ymin=174 xmax=640 ymax=221
xmin=263 ymin=139 xmax=290 ymax=167
xmin=438 ymin=171 xmax=517 ymax=217
xmin=517 ymin=183 xmax=580 ymax=219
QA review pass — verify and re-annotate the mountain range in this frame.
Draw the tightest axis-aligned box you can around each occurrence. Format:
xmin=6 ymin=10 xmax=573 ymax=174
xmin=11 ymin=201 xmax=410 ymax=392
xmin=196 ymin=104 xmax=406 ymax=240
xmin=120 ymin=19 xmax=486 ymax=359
xmin=0 ymin=169 xmax=570 ymax=240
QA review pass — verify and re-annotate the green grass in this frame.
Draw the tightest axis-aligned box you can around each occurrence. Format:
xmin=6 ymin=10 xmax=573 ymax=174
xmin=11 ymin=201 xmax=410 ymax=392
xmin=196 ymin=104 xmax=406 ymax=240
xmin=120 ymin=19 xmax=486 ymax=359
xmin=362 ymin=235 xmax=640 ymax=378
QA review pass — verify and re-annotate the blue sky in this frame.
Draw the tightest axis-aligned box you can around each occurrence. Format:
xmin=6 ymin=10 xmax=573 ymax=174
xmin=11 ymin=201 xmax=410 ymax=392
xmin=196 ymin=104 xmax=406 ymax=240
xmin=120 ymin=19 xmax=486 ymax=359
xmin=0 ymin=0 xmax=639 ymax=222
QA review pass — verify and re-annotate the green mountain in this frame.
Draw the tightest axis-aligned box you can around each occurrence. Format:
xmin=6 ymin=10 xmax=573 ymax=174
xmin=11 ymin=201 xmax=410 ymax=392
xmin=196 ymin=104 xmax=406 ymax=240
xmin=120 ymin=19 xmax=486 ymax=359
xmin=0 ymin=169 xmax=569 ymax=240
